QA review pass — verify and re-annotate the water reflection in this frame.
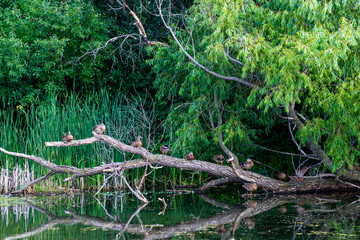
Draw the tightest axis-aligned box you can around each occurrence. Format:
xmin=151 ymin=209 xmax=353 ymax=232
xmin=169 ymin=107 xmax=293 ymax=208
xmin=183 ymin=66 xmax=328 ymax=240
xmin=0 ymin=192 xmax=359 ymax=239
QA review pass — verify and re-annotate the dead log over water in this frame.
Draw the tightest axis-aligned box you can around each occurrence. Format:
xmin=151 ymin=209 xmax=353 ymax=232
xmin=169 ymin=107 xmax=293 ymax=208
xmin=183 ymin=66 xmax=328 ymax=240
xmin=0 ymin=131 xmax=359 ymax=196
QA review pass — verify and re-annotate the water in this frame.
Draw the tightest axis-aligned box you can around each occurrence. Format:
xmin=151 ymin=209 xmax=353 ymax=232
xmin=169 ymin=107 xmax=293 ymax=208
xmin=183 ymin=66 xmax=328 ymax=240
xmin=0 ymin=192 xmax=359 ymax=239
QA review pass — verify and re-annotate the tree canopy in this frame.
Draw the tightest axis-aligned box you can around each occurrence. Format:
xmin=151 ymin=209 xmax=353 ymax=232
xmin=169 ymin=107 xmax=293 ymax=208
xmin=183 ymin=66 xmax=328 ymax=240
xmin=150 ymin=0 xmax=360 ymax=174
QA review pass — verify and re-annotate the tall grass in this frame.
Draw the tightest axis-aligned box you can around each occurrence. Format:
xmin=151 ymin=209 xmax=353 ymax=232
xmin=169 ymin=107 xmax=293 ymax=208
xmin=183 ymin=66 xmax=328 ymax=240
xmin=0 ymin=91 xmax=200 ymax=191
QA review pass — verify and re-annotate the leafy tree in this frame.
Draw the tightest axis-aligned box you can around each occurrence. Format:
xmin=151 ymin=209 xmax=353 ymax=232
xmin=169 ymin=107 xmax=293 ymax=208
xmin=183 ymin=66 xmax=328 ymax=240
xmin=149 ymin=0 xmax=360 ymax=176
xmin=0 ymin=0 xmax=155 ymax=106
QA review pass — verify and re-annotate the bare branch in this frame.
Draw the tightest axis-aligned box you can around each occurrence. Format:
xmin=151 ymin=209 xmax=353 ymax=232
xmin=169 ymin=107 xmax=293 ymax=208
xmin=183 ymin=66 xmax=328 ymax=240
xmin=229 ymin=160 xmax=255 ymax=183
xmin=249 ymin=144 xmax=319 ymax=160
xmin=11 ymin=172 xmax=56 ymax=194
xmin=157 ymin=197 xmax=167 ymax=215
xmin=288 ymin=120 xmax=308 ymax=156
xmin=121 ymin=175 xmax=149 ymax=203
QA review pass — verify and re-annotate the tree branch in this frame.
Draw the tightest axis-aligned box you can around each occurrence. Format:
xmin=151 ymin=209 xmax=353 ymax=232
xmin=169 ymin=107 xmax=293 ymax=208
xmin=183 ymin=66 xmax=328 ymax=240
xmin=156 ymin=0 xmax=256 ymax=88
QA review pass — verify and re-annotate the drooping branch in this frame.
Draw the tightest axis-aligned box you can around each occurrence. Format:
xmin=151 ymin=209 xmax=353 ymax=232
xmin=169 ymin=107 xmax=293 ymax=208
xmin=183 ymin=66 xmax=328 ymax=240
xmin=288 ymin=104 xmax=331 ymax=167
xmin=156 ymin=0 xmax=256 ymax=88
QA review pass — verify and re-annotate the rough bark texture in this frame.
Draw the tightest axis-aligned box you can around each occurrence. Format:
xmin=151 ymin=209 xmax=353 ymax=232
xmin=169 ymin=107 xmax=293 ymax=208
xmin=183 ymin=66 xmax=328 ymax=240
xmin=1 ymin=130 xmax=359 ymax=194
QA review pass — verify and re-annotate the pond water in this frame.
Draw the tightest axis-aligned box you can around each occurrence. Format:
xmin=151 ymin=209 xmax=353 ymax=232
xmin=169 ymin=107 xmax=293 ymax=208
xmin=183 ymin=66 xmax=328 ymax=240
xmin=0 ymin=191 xmax=359 ymax=239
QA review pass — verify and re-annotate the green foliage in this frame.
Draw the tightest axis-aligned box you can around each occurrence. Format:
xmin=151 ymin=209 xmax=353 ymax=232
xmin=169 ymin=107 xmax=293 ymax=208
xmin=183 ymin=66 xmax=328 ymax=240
xmin=150 ymin=0 xmax=360 ymax=172
xmin=0 ymin=0 xmax=132 ymax=105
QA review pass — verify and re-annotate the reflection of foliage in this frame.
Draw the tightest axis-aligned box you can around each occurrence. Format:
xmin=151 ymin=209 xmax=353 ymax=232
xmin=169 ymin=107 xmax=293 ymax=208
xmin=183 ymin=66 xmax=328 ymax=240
xmin=328 ymin=219 xmax=359 ymax=240
xmin=0 ymin=196 xmax=28 ymax=206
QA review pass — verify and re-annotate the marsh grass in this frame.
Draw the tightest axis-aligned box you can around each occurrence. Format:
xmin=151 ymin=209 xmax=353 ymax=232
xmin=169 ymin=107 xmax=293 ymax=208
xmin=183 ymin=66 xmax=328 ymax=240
xmin=0 ymin=163 xmax=34 ymax=193
xmin=0 ymin=91 xmax=192 ymax=192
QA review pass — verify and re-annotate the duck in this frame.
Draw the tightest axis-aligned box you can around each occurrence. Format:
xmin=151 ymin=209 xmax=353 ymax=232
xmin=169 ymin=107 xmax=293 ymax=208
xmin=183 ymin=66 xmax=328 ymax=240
xmin=62 ymin=131 xmax=74 ymax=143
xmin=278 ymin=205 xmax=287 ymax=214
xmin=295 ymin=166 xmax=309 ymax=181
xmin=244 ymin=200 xmax=258 ymax=208
xmin=213 ymin=154 xmax=225 ymax=165
xmin=160 ymin=144 xmax=171 ymax=155
xmin=243 ymin=183 xmax=257 ymax=195
xmin=92 ymin=123 xmax=106 ymax=135
xmin=241 ymin=159 xmax=254 ymax=171
xmin=242 ymin=218 xmax=255 ymax=230
xmin=131 ymin=136 xmax=143 ymax=148
xmin=276 ymin=171 xmax=287 ymax=181
xmin=184 ymin=152 xmax=195 ymax=161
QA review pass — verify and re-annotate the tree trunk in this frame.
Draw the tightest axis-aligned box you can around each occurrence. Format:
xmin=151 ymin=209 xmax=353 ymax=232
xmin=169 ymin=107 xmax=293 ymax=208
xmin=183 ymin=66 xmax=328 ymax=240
xmin=1 ymin=130 xmax=359 ymax=195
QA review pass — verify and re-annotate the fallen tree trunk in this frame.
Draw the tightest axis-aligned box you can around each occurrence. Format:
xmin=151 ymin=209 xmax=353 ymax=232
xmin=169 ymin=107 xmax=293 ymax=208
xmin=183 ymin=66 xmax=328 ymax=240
xmin=1 ymin=129 xmax=360 ymax=196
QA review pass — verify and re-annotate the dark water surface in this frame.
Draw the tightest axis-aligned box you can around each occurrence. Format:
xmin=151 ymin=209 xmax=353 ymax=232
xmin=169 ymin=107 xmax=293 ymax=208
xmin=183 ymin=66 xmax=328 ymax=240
xmin=0 ymin=191 xmax=359 ymax=239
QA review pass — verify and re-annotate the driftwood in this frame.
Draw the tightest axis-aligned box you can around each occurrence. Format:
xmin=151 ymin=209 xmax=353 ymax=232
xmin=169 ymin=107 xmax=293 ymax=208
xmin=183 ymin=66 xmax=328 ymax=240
xmin=1 ymin=128 xmax=360 ymax=199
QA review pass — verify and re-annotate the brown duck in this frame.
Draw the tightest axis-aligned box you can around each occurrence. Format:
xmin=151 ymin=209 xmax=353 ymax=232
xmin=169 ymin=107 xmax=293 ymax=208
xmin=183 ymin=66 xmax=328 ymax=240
xmin=244 ymin=200 xmax=258 ymax=208
xmin=243 ymin=183 xmax=257 ymax=195
xmin=62 ymin=131 xmax=74 ymax=143
xmin=160 ymin=144 xmax=171 ymax=155
xmin=241 ymin=159 xmax=254 ymax=171
xmin=92 ymin=123 xmax=106 ymax=135
xmin=184 ymin=152 xmax=195 ymax=161
xmin=276 ymin=172 xmax=287 ymax=181
xmin=213 ymin=154 xmax=225 ymax=165
xmin=131 ymin=136 xmax=143 ymax=148
xmin=242 ymin=218 xmax=255 ymax=230
xmin=295 ymin=166 xmax=309 ymax=181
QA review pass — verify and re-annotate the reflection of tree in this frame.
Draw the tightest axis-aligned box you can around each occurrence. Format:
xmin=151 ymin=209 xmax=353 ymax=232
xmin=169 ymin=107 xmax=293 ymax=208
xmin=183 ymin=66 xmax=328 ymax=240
xmin=4 ymin=193 xmax=360 ymax=240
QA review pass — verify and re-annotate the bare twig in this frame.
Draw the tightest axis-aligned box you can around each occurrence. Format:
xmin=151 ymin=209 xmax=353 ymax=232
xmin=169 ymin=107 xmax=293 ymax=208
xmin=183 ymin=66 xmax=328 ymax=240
xmin=121 ymin=175 xmax=149 ymax=203
xmin=249 ymin=144 xmax=319 ymax=160
xmin=158 ymin=197 xmax=167 ymax=215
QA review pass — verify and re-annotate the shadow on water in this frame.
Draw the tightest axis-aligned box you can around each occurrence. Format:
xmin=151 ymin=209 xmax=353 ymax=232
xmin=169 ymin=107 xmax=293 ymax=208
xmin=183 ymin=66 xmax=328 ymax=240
xmin=0 ymin=191 xmax=360 ymax=239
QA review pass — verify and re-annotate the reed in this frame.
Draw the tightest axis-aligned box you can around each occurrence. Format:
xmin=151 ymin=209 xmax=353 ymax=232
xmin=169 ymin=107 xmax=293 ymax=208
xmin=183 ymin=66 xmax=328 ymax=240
xmin=0 ymin=91 xmax=191 ymax=191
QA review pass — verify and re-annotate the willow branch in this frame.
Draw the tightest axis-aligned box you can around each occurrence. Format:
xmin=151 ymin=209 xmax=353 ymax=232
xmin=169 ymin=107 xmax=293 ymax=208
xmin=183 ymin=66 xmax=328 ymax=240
xmin=157 ymin=1 xmax=255 ymax=88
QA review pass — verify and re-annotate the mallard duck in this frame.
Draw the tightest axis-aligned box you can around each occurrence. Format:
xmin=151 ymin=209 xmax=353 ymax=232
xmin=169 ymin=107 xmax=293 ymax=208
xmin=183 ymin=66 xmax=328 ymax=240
xmin=243 ymin=183 xmax=257 ymax=195
xmin=131 ymin=136 xmax=143 ymax=148
xmin=278 ymin=205 xmax=287 ymax=214
xmin=160 ymin=144 xmax=171 ymax=155
xmin=184 ymin=152 xmax=195 ymax=161
xmin=242 ymin=218 xmax=255 ymax=230
xmin=241 ymin=159 xmax=254 ymax=171
xmin=92 ymin=123 xmax=106 ymax=135
xmin=295 ymin=166 xmax=309 ymax=181
xmin=213 ymin=154 xmax=225 ymax=165
xmin=62 ymin=131 xmax=74 ymax=143
xmin=295 ymin=204 xmax=305 ymax=214
xmin=244 ymin=200 xmax=258 ymax=208
xmin=276 ymin=171 xmax=287 ymax=181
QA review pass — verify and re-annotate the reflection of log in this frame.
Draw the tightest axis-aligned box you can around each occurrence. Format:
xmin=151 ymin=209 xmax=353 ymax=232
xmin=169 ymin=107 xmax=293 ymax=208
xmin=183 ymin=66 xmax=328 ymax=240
xmin=1 ymin=131 xmax=358 ymax=194
xmin=5 ymin=193 xmax=360 ymax=240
